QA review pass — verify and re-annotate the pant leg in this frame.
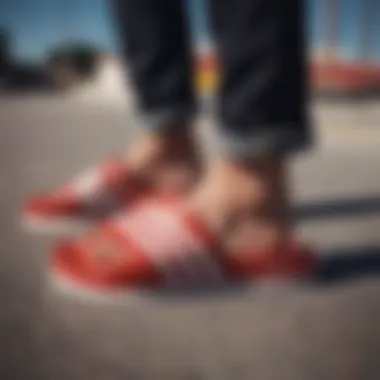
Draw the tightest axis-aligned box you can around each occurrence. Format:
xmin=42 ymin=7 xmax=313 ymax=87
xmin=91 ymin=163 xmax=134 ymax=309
xmin=110 ymin=0 xmax=196 ymax=131
xmin=207 ymin=0 xmax=311 ymax=158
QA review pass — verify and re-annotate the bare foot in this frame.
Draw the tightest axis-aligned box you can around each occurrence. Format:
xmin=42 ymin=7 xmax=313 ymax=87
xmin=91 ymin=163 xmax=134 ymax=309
xmin=185 ymin=156 xmax=293 ymax=255
xmin=125 ymin=126 xmax=201 ymax=194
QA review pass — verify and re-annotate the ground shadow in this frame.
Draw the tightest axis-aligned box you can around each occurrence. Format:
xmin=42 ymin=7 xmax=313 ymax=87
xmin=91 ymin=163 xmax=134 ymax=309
xmin=143 ymin=247 xmax=380 ymax=301
xmin=298 ymin=195 xmax=380 ymax=282
xmin=296 ymin=195 xmax=380 ymax=221
xmin=314 ymin=246 xmax=380 ymax=283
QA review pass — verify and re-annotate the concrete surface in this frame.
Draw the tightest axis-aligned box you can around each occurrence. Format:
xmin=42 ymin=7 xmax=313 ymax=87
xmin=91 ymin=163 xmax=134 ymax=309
xmin=0 ymin=95 xmax=379 ymax=380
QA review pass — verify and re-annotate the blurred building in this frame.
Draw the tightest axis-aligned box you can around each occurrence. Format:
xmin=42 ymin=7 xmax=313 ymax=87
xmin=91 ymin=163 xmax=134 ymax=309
xmin=310 ymin=0 xmax=380 ymax=96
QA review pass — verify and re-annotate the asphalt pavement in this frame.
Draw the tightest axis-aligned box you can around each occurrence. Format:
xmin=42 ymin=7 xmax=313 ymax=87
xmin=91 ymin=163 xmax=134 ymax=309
xmin=0 ymin=95 xmax=379 ymax=380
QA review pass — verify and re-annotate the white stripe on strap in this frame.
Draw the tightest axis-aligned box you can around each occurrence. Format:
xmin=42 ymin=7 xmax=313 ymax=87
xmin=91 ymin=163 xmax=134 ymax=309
xmin=71 ymin=165 xmax=105 ymax=200
xmin=114 ymin=203 xmax=225 ymax=287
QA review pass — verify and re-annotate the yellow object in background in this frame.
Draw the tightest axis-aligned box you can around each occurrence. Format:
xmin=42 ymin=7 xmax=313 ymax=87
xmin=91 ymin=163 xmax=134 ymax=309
xmin=195 ymin=66 xmax=219 ymax=95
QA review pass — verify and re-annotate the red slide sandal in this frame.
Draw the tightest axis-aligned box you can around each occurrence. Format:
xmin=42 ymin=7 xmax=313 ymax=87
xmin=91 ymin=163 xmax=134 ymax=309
xmin=50 ymin=196 xmax=316 ymax=301
xmin=22 ymin=157 xmax=144 ymax=236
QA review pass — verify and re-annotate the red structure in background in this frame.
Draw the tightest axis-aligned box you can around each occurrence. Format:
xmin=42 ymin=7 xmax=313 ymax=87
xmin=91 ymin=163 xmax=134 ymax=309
xmin=311 ymin=61 xmax=380 ymax=94
xmin=197 ymin=54 xmax=380 ymax=96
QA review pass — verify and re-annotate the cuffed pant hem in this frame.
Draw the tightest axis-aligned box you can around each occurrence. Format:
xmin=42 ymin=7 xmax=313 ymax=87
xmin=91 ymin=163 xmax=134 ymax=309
xmin=214 ymin=125 xmax=312 ymax=159
xmin=138 ymin=105 xmax=196 ymax=133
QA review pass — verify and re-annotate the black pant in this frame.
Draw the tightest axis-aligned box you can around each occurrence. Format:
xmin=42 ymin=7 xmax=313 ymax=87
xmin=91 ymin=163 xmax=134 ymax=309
xmin=111 ymin=0 xmax=310 ymax=158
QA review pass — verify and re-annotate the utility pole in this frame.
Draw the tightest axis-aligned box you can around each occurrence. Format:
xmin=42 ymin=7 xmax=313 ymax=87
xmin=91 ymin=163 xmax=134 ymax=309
xmin=359 ymin=0 xmax=374 ymax=63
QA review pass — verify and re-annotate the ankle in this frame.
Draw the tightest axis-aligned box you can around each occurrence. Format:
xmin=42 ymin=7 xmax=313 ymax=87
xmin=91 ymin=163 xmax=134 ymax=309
xmin=201 ymin=156 xmax=285 ymax=211
xmin=187 ymin=155 xmax=292 ymax=237
xmin=126 ymin=126 xmax=195 ymax=171
xmin=124 ymin=125 xmax=200 ymax=192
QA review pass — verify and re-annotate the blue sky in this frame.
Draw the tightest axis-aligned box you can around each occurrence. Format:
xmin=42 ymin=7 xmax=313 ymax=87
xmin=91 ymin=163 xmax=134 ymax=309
xmin=0 ymin=0 xmax=116 ymax=61
xmin=0 ymin=0 xmax=379 ymax=62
